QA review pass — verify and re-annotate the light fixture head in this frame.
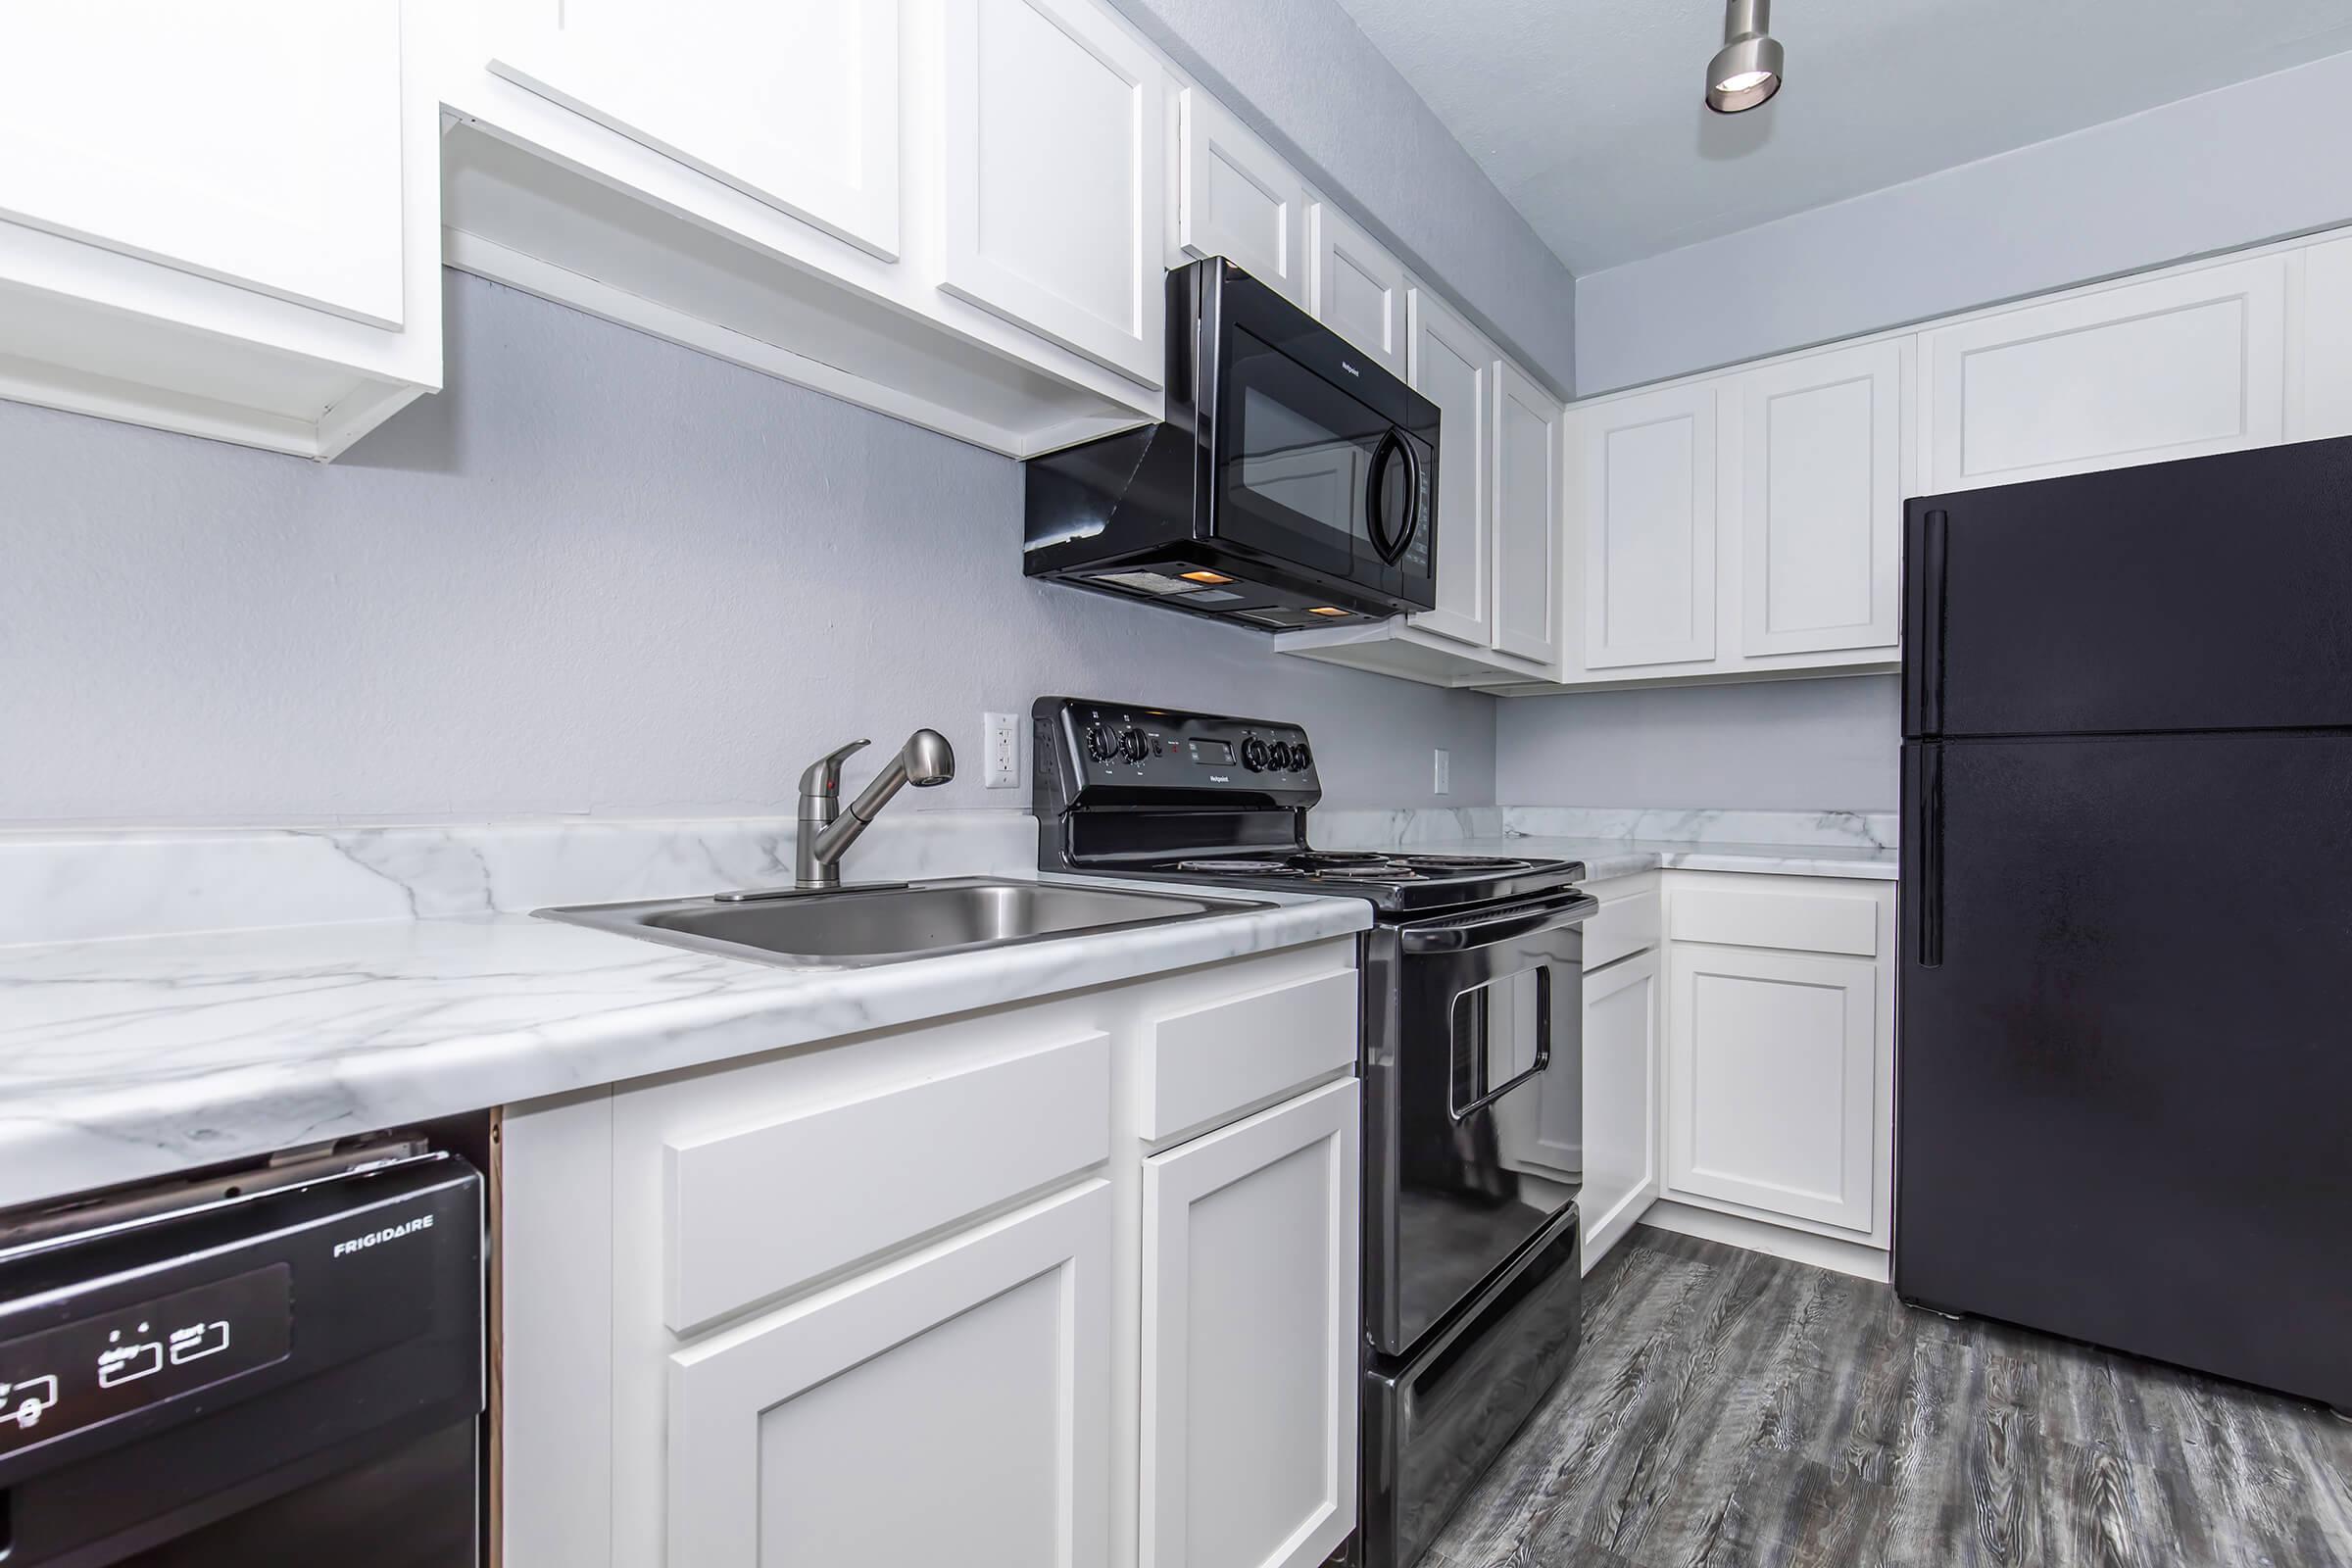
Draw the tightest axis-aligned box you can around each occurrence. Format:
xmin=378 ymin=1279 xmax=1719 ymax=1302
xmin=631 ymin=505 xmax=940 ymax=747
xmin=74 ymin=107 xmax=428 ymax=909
xmin=1705 ymin=0 xmax=1784 ymax=113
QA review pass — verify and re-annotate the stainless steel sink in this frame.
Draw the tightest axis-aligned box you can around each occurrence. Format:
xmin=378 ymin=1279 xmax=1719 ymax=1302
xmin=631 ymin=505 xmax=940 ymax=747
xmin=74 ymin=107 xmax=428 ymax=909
xmin=536 ymin=876 xmax=1268 ymax=968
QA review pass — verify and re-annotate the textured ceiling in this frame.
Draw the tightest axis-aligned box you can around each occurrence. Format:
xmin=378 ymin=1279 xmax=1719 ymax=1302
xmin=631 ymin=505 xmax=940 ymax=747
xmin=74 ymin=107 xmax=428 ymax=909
xmin=1328 ymin=0 xmax=2352 ymax=272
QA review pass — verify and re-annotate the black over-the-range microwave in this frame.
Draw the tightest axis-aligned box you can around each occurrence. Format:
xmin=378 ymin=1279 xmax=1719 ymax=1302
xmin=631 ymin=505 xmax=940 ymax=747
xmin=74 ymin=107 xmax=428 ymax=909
xmin=1023 ymin=258 xmax=1440 ymax=630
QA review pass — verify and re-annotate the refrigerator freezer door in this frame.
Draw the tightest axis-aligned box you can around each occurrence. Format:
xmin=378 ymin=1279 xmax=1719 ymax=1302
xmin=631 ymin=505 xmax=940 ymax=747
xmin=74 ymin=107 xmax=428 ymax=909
xmin=1904 ymin=436 xmax=2352 ymax=739
xmin=1896 ymin=732 xmax=2352 ymax=1407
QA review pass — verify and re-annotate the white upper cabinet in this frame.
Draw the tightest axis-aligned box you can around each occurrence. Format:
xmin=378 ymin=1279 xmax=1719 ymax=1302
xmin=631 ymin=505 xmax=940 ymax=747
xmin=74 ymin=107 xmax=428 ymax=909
xmin=0 ymin=3 xmax=404 ymax=326
xmin=1575 ymin=382 xmax=1719 ymax=671
xmin=1308 ymin=203 xmax=1408 ymax=377
xmin=487 ymin=0 xmax=901 ymax=261
xmin=1492 ymin=359 xmax=1564 ymax=667
xmin=1731 ymin=341 xmax=1903 ymax=659
xmin=1919 ymin=254 xmax=2287 ymax=493
xmin=0 ymin=0 xmax=440 ymax=457
xmin=2289 ymin=233 xmax=2352 ymax=443
xmin=1173 ymin=88 xmax=1308 ymax=306
xmin=1406 ymin=287 xmax=1496 ymax=648
xmin=941 ymin=0 xmax=1166 ymax=386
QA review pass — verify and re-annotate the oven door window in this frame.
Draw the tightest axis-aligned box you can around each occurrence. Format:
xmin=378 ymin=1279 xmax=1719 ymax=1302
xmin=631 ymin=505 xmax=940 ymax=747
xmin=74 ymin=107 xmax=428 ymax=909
xmin=1215 ymin=326 xmax=1398 ymax=576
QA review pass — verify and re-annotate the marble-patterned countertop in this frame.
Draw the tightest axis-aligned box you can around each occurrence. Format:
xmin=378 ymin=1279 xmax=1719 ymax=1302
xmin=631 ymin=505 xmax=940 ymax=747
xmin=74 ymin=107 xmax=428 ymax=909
xmin=0 ymin=814 xmax=1366 ymax=1211
xmin=1308 ymin=806 xmax=1900 ymax=884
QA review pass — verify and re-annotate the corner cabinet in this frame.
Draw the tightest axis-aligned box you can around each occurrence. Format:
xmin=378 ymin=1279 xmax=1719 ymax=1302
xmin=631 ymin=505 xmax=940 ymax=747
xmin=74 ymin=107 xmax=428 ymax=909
xmin=498 ymin=938 xmax=1362 ymax=1568
xmin=1657 ymin=876 xmax=1895 ymax=1252
xmin=0 ymin=0 xmax=442 ymax=457
xmin=1570 ymin=381 xmax=1719 ymax=672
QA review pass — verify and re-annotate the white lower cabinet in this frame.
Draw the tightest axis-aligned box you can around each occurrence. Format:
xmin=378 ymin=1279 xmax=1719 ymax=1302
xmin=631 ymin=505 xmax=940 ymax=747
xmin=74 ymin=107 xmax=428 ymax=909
xmin=1141 ymin=1079 xmax=1359 ymax=1568
xmin=669 ymin=1182 xmax=1112 ymax=1567
xmin=1576 ymin=948 xmax=1661 ymax=1263
xmin=1657 ymin=875 xmax=1895 ymax=1253
xmin=1665 ymin=943 xmax=1876 ymax=1232
xmin=498 ymin=939 xmax=1360 ymax=1568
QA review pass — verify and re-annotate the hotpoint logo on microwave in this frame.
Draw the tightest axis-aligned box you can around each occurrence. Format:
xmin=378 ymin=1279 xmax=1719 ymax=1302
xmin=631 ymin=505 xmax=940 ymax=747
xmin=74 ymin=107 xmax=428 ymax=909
xmin=1340 ymin=360 xmax=1363 ymax=377
xmin=332 ymin=1211 xmax=434 ymax=1258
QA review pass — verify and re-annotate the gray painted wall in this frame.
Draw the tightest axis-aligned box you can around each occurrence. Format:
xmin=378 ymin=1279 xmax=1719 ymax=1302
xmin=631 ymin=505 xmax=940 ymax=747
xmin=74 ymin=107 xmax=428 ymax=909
xmin=0 ymin=273 xmax=1495 ymax=827
xmin=1576 ymin=51 xmax=2352 ymax=392
xmin=1106 ymin=0 xmax=1577 ymax=396
xmin=1496 ymin=677 xmax=1900 ymax=813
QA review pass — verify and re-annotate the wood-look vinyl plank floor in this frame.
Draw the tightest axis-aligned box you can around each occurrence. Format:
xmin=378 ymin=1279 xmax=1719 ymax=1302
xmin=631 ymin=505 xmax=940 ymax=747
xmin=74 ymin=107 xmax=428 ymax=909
xmin=1427 ymin=1226 xmax=2352 ymax=1568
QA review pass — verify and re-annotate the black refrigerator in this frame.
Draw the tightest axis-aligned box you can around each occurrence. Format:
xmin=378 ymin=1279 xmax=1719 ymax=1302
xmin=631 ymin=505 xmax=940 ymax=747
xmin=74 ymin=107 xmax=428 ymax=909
xmin=1898 ymin=435 xmax=2352 ymax=1411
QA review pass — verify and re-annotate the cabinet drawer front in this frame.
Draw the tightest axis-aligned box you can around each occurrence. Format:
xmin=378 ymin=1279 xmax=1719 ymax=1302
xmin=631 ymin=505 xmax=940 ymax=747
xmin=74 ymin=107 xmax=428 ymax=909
xmin=1670 ymin=885 xmax=1878 ymax=957
xmin=665 ymin=1031 xmax=1109 ymax=1329
xmin=669 ymin=1181 xmax=1111 ymax=1568
xmin=1584 ymin=888 xmax=1661 ymax=970
xmin=1139 ymin=968 xmax=1357 ymax=1142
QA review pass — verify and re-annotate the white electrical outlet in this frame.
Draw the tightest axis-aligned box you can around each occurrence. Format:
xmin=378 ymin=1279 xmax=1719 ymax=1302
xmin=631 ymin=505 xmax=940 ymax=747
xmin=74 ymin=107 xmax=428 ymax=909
xmin=1434 ymin=749 xmax=1451 ymax=795
xmin=984 ymin=711 xmax=1021 ymax=789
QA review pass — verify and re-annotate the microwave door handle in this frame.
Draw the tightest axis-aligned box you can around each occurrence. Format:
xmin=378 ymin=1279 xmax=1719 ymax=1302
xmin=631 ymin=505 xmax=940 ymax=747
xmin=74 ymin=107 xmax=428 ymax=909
xmin=1400 ymin=895 xmax=1596 ymax=955
xmin=1449 ymin=966 xmax=1553 ymax=1122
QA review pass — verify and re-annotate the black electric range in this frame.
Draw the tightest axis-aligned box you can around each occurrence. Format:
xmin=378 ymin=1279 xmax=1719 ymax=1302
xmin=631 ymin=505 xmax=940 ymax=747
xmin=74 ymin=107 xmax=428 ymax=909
xmin=1032 ymin=697 xmax=1595 ymax=1568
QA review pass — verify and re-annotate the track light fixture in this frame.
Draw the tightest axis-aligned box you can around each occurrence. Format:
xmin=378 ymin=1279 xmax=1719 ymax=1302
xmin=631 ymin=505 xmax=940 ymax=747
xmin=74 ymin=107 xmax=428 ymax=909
xmin=1705 ymin=0 xmax=1784 ymax=113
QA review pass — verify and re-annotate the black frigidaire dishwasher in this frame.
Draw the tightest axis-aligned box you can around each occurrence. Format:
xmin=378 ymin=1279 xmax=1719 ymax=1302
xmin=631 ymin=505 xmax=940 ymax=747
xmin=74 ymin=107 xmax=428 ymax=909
xmin=0 ymin=1141 xmax=483 ymax=1566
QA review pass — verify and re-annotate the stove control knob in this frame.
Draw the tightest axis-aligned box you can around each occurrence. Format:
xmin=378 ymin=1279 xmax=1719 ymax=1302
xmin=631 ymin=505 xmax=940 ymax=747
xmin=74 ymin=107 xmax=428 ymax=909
xmin=1084 ymin=723 xmax=1117 ymax=762
xmin=1268 ymin=741 xmax=1296 ymax=772
xmin=1241 ymin=735 xmax=1271 ymax=772
xmin=1119 ymin=727 xmax=1150 ymax=762
xmin=1291 ymin=740 xmax=1312 ymax=772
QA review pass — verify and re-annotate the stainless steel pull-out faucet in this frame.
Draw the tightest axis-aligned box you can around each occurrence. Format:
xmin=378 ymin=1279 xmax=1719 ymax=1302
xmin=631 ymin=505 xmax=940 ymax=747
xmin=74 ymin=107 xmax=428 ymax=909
xmin=790 ymin=730 xmax=956 ymax=890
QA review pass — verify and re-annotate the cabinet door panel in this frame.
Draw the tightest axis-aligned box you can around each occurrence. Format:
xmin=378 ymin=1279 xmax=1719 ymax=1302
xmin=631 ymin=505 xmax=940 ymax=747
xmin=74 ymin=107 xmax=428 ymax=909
xmin=1310 ymin=204 xmax=1407 ymax=376
xmin=1666 ymin=945 xmax=1875 ymax=1231
xmin=0 ymin=1 xmax=406 ymax=325
xmin=1579 ymin=950 xmax=1660 ymax=1264
xmin=1493 ymin=359 xmax=1564 ymax=666
xmin=1143 ymin=1080 xmax=1359 ymax=1568
xmin=1176 ymin=88 xmax=1306 ymax=305
xmin=669 ymin=1182 xmax=1111 ymax=1568
xmin=488 ymin=0 xmax=901 ymax=260
xmin=1922 ymin=256 xmax=2286 ymax=491
xmin=2290 ymin=235 xmax=2352 ymax=442
xmin=942 ymin=0 xmax=1165 ymax=385
xmin=1580 ymin=383 xmax=1718 ymax=669
xmin=1407 ymin=289 xmax=1494 ymax=648
xmin=1736 ymin=342 xmax=1901 ymax=657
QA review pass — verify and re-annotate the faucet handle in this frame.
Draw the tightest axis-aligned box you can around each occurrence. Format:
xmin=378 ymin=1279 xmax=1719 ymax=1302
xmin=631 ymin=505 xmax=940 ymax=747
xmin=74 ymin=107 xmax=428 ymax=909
xmin=799 ymin=738 xmax=871 ymax=801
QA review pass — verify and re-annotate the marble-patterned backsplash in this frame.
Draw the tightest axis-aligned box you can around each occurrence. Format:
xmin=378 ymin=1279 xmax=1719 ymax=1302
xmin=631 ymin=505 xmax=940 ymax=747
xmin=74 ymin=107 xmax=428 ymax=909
xmin=1309 ymin=806 xmax=1896 ymax=852
xmin=0 ymin=809 xmax=1040 ymax=948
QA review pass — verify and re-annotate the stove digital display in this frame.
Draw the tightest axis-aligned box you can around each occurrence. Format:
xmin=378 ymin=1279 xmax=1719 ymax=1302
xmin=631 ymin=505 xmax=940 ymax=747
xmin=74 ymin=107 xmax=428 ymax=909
xmin=1189 ymin=741 xmax=1235 ymax=765
xmin=0 ymin=1263 xmax=292 ymax=1459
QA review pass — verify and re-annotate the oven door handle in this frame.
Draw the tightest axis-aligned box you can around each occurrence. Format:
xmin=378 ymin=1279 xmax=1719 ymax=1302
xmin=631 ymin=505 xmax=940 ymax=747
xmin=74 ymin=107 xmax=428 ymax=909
xmin=1400 ymin=892 xmax=1598 ymax=955
xmin=1450 ymin=966 xmax=1551 ymax=1122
